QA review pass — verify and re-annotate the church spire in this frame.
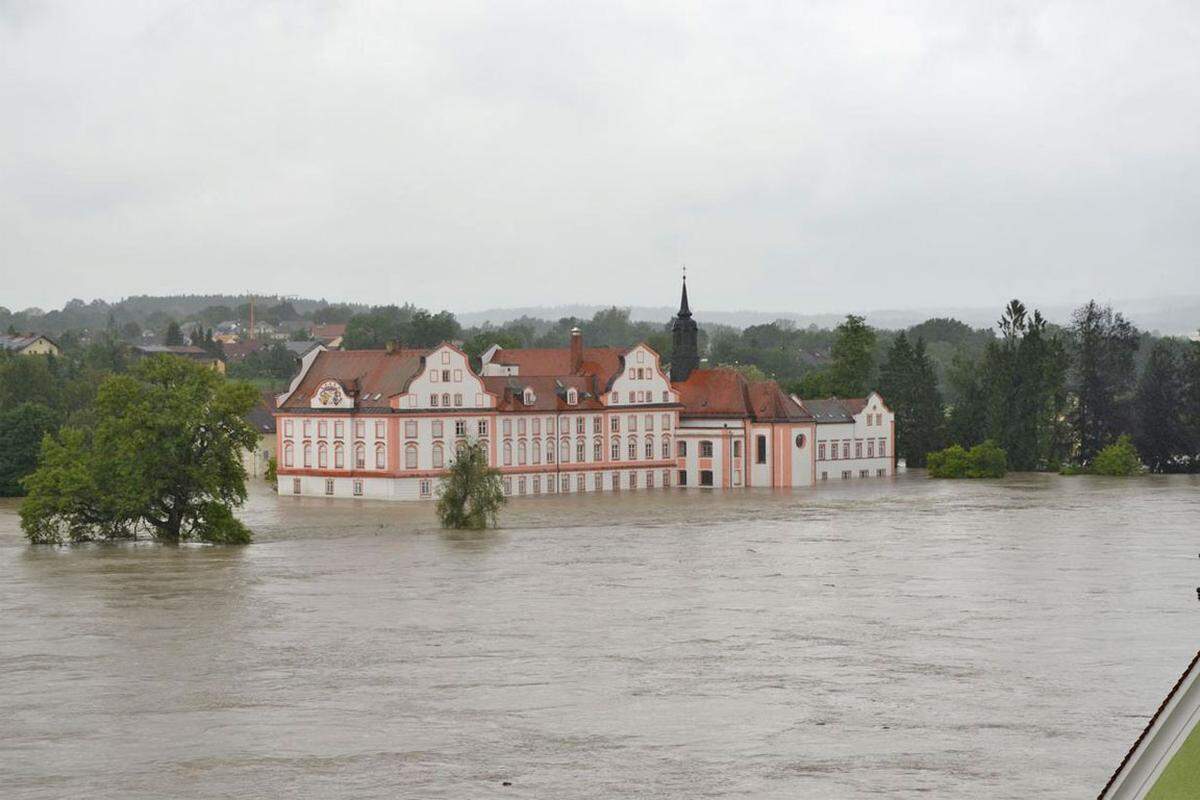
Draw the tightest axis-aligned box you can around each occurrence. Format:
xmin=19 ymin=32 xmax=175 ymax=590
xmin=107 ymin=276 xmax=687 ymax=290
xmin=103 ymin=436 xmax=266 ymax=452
xmin=678 ymin=266 xmax=692 ymax=318
xmin=670 ymin=267 xmax=699 ymax=382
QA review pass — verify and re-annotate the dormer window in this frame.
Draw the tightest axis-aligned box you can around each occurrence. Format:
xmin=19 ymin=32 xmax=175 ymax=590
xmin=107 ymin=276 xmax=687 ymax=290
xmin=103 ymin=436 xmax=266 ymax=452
xmin=523 ymin=388 xmax=536 ymax=405
xmin=566 ymin=388 xmax=578 ymax=405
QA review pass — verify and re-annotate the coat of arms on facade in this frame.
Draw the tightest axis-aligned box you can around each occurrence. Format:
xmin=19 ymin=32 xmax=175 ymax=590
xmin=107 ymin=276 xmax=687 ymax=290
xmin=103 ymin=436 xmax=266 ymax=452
xmin=317 ymin=382 xmax=344 ymax=406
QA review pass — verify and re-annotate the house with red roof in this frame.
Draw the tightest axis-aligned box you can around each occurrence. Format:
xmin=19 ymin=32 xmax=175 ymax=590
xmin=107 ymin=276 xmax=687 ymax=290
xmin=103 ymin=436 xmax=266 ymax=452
xmin=272 ymin=279 xmax=894 ymax=500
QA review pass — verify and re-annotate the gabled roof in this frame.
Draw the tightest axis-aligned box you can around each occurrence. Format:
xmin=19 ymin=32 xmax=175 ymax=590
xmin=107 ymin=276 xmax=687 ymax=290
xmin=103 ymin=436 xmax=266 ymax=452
xmin=134 ymin=345 xmax=223 ymax=362
xmin=277 ymin=348 xmax=428 ymax=410
xmin=673 ymin=368 xmax=812 ymax=422
xmin=488 ymin=346 xmax=626 ymax=385
xmin=246 ymin=390 xmax=277 ymax=433
xmin=222 ymin=340 xmax=264 ymax=361
xmin=798 ymin=397 xmax=855 ymax=423
xmin=0 ymin=334 xmax=57 ymax=352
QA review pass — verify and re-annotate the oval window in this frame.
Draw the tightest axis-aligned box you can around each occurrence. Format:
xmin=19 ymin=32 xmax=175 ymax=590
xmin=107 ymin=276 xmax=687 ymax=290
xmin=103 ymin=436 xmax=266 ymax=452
xmin=794 ymin=433 xmax=807 ymax=448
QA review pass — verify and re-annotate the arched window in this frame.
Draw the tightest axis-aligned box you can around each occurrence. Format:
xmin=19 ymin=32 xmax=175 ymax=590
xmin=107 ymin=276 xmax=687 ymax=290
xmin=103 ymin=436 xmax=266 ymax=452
xmin=532 ymin=439 xmax=541 ymax=464
xmin=303 ymin=443 xmax=312 ymax=468
xmin=560 ymin=438 xmax=570 ymax=463
xmin=523 ymin=388 xmax=535 ymax=404
xmin=644 ymin=437 xmax=653 ymax=460
xmin=479 ymin=440 xmax=489 ymax=465
xmin=593 ymin=438 xmax=603 ymax=461
xmin=518 ymin=440 xmax=527 ymax=465
xmin=503 ymin=441 xmax=512 ymax=465
xmin=317 ymin=443 xmax=327 ymax=468
xmin=405 ymin=443 xmax=418 ymax=469
xmin=355 ymin=443 xmax=365 ymax=469
xmin=441 ymin=393 xmax=451 ymax=407
xmin=611 ymin=437 xmax=621 ymax=460
xmin=566 ymin=388 xmax=577 ymax=405
xmin=545 ymin=438 xmax=555 ymax=463
xmin=334 ymin=443 xmax=344 ymax=469
xmin=661 ymin=436 xmax=671 ymax=459
xmin=432 ymin=442 xmax=444 ymax=468
xmin=627 ymin=439 xmax=637 ymax=460
xmin=283 ymin=443 xmax=294 ymax=467
xmin=375 ymin=443 xmax=386 ymax=469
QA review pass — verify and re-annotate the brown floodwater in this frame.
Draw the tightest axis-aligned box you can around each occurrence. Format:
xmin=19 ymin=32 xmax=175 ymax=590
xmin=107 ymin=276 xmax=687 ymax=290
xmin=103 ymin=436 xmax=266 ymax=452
xmin=1 ymin=472 xmax=1198 ymax=799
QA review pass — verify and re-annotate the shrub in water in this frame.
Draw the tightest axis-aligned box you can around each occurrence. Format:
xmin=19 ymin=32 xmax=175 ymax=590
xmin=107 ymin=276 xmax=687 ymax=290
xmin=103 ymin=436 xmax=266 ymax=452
xmin=927 ymin=440 xmax=1007 ymax=479
xmin=1088 ymin=436 xmax=1143 ymax=476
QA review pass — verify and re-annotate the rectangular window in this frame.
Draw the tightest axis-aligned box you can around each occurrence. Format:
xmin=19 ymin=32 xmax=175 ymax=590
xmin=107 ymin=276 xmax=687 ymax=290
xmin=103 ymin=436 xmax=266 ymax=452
xmin=877 ymin=468 xmax=886 ymax=477
xmin=518 ymin=418 xmax=527 ymax=435
xmin=478 ymin=420 xmax=488 ymax=437
xmin=430 ymin=394 xmax=439 ymax=407
xmin=628 ymin=471 xmax=637 ymax=489
xmin=661 ymin=391 xmax=669 ymax=403
xmin=842 ymin=470 xmax=852 ymax=480
xmin=831 ymin=442 xmax=839 ymax=460
xmin=629 ymin=415 xmax=638 ymax=432
xmin=644 ymin=440 xmax=653 ymax=459
xmin=431 ymin=370 xmax=440 ymax=383
xmin=700 ymin=470 xmax=714 ymax=487
xmin=662 ymin=414 xmax=671 ymax=429
xmin=661 ymin=470 xmax=670 ymax=487
xmin=819 ymin=442 xmax=827 ymax=460
xmin=843 ymin=440 xmax=851 ymax=459
xmin=645 ymin=414 xmax=654 ymax=431
xmin=546 ymin=417 xmax=555 ymax=433
xmin=441 ymin=369 xmax=450 ymax=381
xmin=325 ymin=478 xmax=334 ymax=496
xmin=560 ymin=475 xmax=570 ymax=493
xmin=284 ymin=419 xmax=294 ymax=436
xmin=293 ymin=478 xmax=301 ymax=494
xmin=661 ymin=440 xmax=670 ymax=459
xmin=406 ymin=447 xmax=418 ymax=469
xmin=503 ymin=477 xmax=512 ymax=495
xmin=376 ymin=446 xmax=386 ymax=469
xmin=756 ymin=435 xmax=767 ymax=464
xmin=303 ymin=419 xmax=312 ymax=437
xmin=455 ymin=420 xmax=466 ymax=437
xmin=821 ymin=471 xmax=828 ymax=481
xmin=610 ymin=417 xmax=619 ymax=432
xmin=594 ymin=440 xmax=602 ymax=461
xmin=855 ymin=441 xmax=863 ymax=459
xmin=612 ymin=391 xmax=619 ymax=403
xmin=532 ymin=418 xmax=540 ymax=435
xmin=454 ymin=369 xmax=462 ymax=382
xmin=335 ymin=420 xmax=344 ymax=438
xmin=627 ymin=440 xmax=636 ymax=460
xmin=405 ymin=420 xmax=418 ymax=439
xmin=611 ymin=441 xmax=620 ymax=460
xmin=700 ymin=440 xmax=713 ymax=458
xmin=860 ymin=470 xmax=869 ymax=478
xmin=577 ymin=441 xmax=585 ymax=462
xmin=733 ymin=440 xmax=742 ymax=458
xmin=353 ymin=479 xmax=363 ymax=496
xmin=518 ymin=477 xmax=527 ymax=495
xmin=454 ymin=394 xmax=462 ymax=407
xmin=678 ymin=470 xmax=688 ymax=486
xmin=646 ymin=470 xmax=655 ymax=488
xmin=375 ymin=421 xmax=385 ymax=439
xmin=318 ymin=421 xmax=328 ymax=438
xmin=503 ymin=419 xmax=512 ymax=436
xmin=593 ymin=417 xmax=602 ymax=433
xmin=533 ymin=476 xmax=541 ymax=495
xmin=432 ymin=420 xmax=444 ymax=438
xmin=577 ymin=474 xmax=586 ymax=492
xmin=594 ymin=473 xmax=603 ymax=490
xmin=867 ymin=440 xmax=875 ymax=458
xmin=576 ymin=417 xmax=585 ymax=434
xmin=420 ymin=479 xmax=432 ymax=497
xmin=878 ymin=438 xmax=887 ymax=457
xmin=678 ymin=441 xmax=687 ymax=457
xmin=355 ymin=420 xmax=365 ymax=438
xmin=611 ymin=473 xmax=620 ymax=490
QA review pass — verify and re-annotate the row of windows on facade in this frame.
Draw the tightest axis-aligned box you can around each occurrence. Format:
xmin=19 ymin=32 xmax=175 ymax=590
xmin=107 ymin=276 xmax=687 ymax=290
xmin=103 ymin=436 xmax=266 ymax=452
xmin=283 ymin=441 xmax=387 ymax=470
xmin=863 ymin=413 xmax=886 ymax=426
xmin=820 ymin=469 xmax=889 ymax=479
xmin=816 ymin=438 xmax=888 ymax=460
xmin=500 ymin=413 xmax=674 ymax=437
xmin=283 ymin=418 xmax=386 ymax=440
xmin=502 ymin=436 xmax=673 ymax=466
xmin=503 ymin=470 xmax=674 ymax=496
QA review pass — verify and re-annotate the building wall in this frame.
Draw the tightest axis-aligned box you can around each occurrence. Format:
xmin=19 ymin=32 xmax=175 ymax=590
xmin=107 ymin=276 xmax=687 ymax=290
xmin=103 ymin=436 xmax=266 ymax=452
xmin=19 ymin=338 xmax=60 ymax=356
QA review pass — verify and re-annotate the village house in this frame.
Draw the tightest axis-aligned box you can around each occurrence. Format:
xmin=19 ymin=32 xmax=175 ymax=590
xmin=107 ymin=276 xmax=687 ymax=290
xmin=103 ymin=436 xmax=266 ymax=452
xmin=0 ymin=333 xmax=60 ymax=357
xmin=273 ymin=280 xmax=894 ymax=500
xmin=132 ymin=344 xmax=226 ymax=374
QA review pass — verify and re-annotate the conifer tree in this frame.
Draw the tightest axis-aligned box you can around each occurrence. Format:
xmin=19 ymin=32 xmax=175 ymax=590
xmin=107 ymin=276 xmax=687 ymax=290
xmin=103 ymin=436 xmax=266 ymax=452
xmin=1133 ymin=341 xmax=1187 ymax=473
xmin=1069 ymin=301 xmax=1139 ymax=462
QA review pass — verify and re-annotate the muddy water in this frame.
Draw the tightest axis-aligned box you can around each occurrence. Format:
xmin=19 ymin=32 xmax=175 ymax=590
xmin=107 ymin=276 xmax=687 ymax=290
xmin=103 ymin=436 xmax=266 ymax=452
xmin=1 ymin=473 xmax=1198 ymax=799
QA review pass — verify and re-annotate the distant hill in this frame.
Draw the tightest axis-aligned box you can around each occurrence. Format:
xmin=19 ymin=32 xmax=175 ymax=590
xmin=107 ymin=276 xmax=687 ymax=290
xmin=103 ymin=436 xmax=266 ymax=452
xmin=458 ymin=296 xmax=1200 ymax=336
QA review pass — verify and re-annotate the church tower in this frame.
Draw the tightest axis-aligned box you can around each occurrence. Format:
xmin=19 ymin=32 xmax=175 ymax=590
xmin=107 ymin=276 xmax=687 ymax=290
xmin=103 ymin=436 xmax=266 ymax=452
xmin=670 ymin=274 xmax=699 ymax=382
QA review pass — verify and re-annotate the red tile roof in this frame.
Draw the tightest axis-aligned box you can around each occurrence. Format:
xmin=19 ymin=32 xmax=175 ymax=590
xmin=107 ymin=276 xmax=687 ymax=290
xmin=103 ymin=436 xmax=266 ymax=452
xmin=673 ymin=369 xmax=812 ymax=421
xmin=278 ymin=349 xmax=428 ymax=410
xmin=490 ymin=346 xmax=626 ymax=385
xmin=222 ymin=340 xmax=264 ymax=361
xmin=310 ymin=323 xmax=346 ymax=341
xmin=482 ymin=375 xmax=605 ymax=412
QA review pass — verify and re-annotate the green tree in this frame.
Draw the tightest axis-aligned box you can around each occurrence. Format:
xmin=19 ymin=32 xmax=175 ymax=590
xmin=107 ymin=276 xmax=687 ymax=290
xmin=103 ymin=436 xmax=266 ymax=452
xmin=828 ymin=315 xmax=876 ymax=396
xmin=435 ymin=439 xmax=506 ymax=530
xmin=0 ymin=403 xmax=61 ymax=496
xmin=164 ymin=320 xmax=185 ymax=346
xmin=21 ymin=356 xmax=258 ymax=544
xmin=1182 ymin=340 xmax=1200 ymax=465
xmin=1133 ymin=341 xmax=1187 ymax=473
xmin=879 ymin=333 xmax=944 ymax=468
xmin=1070 ymin=301 xmax=1139 ymax=462
xmin=927 ymin=440 xmax=1007 ymax=478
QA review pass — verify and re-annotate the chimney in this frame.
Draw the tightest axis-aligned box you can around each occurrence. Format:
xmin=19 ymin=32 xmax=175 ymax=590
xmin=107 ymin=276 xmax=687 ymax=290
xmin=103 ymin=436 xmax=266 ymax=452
xmin=570 ymin=327 xmax=582 ymax=373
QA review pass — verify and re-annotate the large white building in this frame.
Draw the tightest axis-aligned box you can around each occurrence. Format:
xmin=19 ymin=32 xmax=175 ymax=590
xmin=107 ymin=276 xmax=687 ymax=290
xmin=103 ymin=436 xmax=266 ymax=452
xmin=274 ymin=280 xmax=894 ymax=500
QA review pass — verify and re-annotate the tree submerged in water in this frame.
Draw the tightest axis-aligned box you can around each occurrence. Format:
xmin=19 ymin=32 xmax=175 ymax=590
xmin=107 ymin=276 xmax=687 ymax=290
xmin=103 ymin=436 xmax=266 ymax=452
xmin=20 ymin=356 xmax=258 ymax=545
xmin=926 ymin=440 xmax=1008 ymax=479
xmin=436 ymin=439 xmax=506 ymax=530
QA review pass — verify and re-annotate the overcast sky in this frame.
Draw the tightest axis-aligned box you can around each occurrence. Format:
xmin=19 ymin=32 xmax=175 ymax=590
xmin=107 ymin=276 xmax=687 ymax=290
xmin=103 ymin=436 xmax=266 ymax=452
xmin=2 ymin=1 xmax=1198 ymax=315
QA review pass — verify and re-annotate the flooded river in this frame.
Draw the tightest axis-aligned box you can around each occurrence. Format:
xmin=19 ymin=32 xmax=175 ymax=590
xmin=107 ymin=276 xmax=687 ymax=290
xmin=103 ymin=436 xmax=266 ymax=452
xmin=1 ymin=472 xmax=1198 ymax=798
